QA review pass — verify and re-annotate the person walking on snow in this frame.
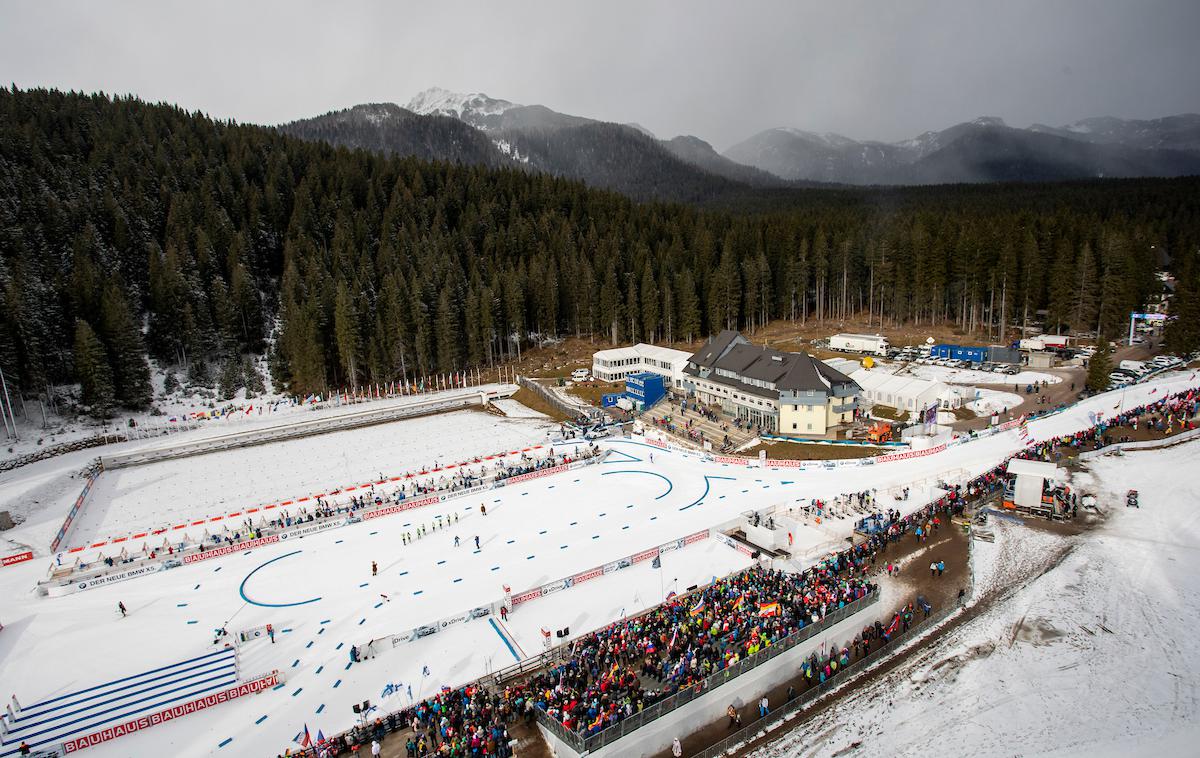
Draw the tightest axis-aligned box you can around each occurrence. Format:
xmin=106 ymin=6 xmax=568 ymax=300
xmin=475 ymin=535 xmax=481 ymax=550
xmin=118 ymin=601 xmax=127 ymax=617
xmin=267 ymin=623 xmax=275 ymax=644
xmin=759 ymin=696 xmax=769 ymax=718
xmin=480 ymin=504 xmax=487 ymax=516
xmin=372 ymin=561 xmax=378 ymax=576
xmin=937 ymin=560 xmax=945 ymax=576
xmin=930 ymin=561 xmax=937 ymax=578
xmin=454 ymin=535 xmax=460 ymax=547
xmin=671 ymin=737 xmax=682 ymax=757
xmin=371 ymin=739 xmax=381 ymax=757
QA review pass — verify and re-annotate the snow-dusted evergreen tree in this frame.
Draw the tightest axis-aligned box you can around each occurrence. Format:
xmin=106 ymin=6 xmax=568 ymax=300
xmin=74 ymin=320 xmax=114 ymax=417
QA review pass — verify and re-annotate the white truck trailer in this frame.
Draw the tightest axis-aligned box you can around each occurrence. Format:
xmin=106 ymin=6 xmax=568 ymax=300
xmin=828 ymin=333 xmax=890 ymax=356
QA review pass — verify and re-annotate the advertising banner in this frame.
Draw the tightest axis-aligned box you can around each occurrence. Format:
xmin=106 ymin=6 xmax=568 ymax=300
xmin=875 ymin=444 xmax=947 ymax=463
xmin=1 ymin=551 xmax=33 ymax=567
xmin=361 ymin=495 xmax=440 ymax=521
xmin=62 ymin=671 xmax=280 ymax=753
xmin=183 ymin=535 xmax=280 ymax=564
xmin=501 ymin=464 xmax=569 ymax=487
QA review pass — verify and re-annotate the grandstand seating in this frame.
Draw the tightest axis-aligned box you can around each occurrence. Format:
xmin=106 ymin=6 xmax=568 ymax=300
xmin=0 ymin=647 xmax=238 ymax=756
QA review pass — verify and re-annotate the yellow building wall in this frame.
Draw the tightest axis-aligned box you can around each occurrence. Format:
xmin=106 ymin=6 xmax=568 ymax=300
xmin=779 ymin=402 xmax=828 ymax=436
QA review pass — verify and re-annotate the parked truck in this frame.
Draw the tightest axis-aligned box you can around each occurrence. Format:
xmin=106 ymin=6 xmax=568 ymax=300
xmin=1020 ymin=335 xmax=1069 ymax=351
xmin=829 ymin=333 xmax=890 ymax=356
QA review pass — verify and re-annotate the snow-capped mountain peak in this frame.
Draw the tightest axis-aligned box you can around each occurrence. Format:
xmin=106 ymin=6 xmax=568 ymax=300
xmin=405 ymin=87 xmax=517 ymax=122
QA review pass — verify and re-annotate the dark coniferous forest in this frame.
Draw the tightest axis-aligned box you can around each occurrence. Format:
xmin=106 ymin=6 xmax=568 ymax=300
xmin=2 ymin=87 xmax=1199 ymax=408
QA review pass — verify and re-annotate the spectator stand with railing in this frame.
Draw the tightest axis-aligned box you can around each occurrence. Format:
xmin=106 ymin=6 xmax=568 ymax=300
xmin=692 ymin=524 xmax=982 ymax=758
xmin=534 ymin=593 xmax=881 ymax=756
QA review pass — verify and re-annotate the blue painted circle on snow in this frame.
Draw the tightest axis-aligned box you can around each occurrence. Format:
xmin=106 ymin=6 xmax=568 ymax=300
xmin=239 ymin=550 xmax=323 ymax=607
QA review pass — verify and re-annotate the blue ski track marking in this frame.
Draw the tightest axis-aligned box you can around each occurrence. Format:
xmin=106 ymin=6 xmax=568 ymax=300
xmin=679 ymin=476 xmax=737 ymax=510
xmin=239 ymin=551 xmax=321 ymax=607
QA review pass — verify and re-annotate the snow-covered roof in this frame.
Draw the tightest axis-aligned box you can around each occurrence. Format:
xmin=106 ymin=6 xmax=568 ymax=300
xmin=850 ymin=369 xmax=955 ymax=400
xmin=1006 ymin=459 xmax=1061 ymax=478
xmin=593 ymin=343 xmax=692 ymax=365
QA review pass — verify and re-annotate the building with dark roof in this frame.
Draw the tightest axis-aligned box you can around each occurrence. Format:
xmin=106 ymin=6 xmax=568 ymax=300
xmin=681 ymin=331 xmax=861 ymax=438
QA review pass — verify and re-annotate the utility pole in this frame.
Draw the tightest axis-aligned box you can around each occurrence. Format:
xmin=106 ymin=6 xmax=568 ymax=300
xmin=0 ymin=367 xmax=16 ymax=441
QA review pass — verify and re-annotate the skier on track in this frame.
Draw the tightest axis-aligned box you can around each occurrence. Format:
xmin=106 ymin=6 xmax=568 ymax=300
xmin=118 ymin=601 xmax=127 ymax=617
xmin=454 ymin=536 xmax=460 ymax=547
xmin=372 ymin=561 xmax=378 ymax=576
xmin=475 ymin=535 xmax=481 ymax=550
xmin=267 ymin=623 xmax=275 ymax=644
xmin=481 ymin=504 xmax=487 ymax=516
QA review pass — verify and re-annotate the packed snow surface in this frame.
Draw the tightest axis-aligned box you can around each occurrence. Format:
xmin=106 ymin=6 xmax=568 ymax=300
xmin=751 ymin=437 xmax=1200 ymax=758
xmin=0 ymin=372 xmax=1196 ymax=757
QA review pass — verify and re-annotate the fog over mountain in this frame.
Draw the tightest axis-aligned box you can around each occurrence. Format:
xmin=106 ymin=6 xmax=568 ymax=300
xmin=283 ymin=88 xmax=1200 ymax=193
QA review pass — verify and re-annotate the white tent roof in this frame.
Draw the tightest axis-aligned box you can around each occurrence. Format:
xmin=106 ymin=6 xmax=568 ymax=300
xmin=593 ymin=343 xmax=691 ymax=365
xmin=1006 ymin=459 xmax=1061 ymax=478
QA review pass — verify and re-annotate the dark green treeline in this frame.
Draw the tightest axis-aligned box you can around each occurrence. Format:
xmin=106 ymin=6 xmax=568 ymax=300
xmin=2 ymin=87 xmax=1198 ymax=401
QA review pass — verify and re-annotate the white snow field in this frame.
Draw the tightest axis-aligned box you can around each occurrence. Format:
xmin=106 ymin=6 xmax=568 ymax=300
xmin=72 ymin=409 xmax=555 ymax=547
xmin=904 ymin=363 xmax=1061 ymax=386
xmin=0 ymin=371 xmax=1195 ymax=757
xmin=966 ymin=388 xmax=1023 ymax=415
xmin=751 ymin=437 xmax=1200 ymax=758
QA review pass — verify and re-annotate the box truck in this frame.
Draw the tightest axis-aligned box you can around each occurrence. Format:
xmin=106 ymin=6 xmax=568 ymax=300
xmin=829 ymin=333 xmax=890 ymax=356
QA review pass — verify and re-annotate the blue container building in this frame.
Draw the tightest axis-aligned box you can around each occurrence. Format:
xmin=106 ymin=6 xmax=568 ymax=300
xmin=625 ymin=372 xmax=666 ymax=410
xmin=930 ymin=344 xmax=989 ymax=363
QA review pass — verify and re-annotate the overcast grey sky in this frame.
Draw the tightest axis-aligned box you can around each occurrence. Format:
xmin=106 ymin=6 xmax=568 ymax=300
xmin=2 ymin=0 xmax=1198 ymax=150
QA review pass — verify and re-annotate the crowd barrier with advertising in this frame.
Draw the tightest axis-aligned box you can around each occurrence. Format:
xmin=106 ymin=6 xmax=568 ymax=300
xmin=38 ymin=449 xmax=605 ymax=597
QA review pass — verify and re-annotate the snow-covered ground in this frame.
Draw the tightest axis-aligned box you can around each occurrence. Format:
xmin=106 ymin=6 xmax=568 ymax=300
xmin=1 ymin=371 xmax=1196 ymax=757
xmin=902 ymin=363 xmax=1061 ymax=387
xmin=72 ymin=409 xmax=553 ymax=547
xmin=490 ymin=398 xmax=548 ymax=419
xmin=751 ymin=437 xmax=1200 ymax=758
xmin=966 ymin=388 xmax=1023 ymax=415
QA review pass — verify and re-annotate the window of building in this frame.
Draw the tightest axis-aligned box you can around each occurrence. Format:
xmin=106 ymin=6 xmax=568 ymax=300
xmin=806 ymin=423 xmax=813 ymax=431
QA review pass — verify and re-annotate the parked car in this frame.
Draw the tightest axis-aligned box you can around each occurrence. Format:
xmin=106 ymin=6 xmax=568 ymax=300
xmin=571 ymin=368 xmax=590 ymax=382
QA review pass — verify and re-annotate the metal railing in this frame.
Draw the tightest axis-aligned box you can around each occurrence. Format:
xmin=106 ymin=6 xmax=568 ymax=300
xmin=694 ymin=601 xmax=962 ymax=758
xmin=534 ymin=593 xmax=880 ymax=753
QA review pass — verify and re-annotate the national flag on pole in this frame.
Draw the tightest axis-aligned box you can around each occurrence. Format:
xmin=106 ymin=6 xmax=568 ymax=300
xmin=665 ymin=591 xmax=677 ymax=601
xmin=294 ymin=724 xmax=312 ymax=747
xmin=1017 ymin=415 xmax=1031 ymax=442
xmin=732 ymin=595 xmax=744 ymax=611
xmin=317 ymin=729 xmax=326 ymax=745
xmin=757 ymin=601 xmax=780 ymax=618
xmin=689 ymin=599 xmax=705 ymax=617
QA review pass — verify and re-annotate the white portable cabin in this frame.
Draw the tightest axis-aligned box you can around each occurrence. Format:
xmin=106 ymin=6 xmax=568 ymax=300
xmin=1004 ymin=459 xmax=1062 ymax=512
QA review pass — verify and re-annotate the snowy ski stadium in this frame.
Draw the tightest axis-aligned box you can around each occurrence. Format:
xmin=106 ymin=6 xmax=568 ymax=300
xmin=1 ymin=374 xmax=1199 ymax=758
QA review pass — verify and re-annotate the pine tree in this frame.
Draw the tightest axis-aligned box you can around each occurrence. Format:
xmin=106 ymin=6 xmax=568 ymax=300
xmin=98 ymin=285 xmax=152 ymax=408
xmin=1086 ymin=341 xmax=1113 ymax=393
xmin=334 ymin=282 xmax=361 ymax=388
xmin=218 ymin=358 xmax=243 ymax=400
xmin=74 ymin=320 xmax=115 ymax=417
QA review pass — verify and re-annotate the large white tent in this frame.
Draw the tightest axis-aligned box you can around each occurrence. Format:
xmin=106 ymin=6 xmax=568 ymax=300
xmin=850 ymin=368 xmax=966 ymax=414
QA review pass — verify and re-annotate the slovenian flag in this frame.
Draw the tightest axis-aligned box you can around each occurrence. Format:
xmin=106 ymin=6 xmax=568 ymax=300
xmin=758 ymin=602 xmax=780 ymax=618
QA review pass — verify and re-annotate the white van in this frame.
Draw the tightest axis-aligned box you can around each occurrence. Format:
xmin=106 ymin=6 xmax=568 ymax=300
xmin=571 ymin=368 xmax=590 ymax=382
xmin=1119 ymin=360 xmax=1148 ymax=375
